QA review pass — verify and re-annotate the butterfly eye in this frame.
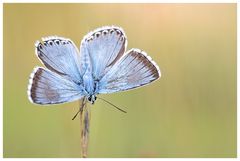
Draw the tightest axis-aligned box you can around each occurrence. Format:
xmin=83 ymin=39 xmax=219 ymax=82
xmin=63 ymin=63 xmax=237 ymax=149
xmin=88 ymin=97 xmax=91 ymax=102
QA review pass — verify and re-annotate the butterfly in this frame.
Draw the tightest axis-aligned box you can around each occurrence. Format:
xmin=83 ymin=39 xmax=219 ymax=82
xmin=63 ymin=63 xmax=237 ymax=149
xmin=27 ymin=26 xmax=161 ymax=105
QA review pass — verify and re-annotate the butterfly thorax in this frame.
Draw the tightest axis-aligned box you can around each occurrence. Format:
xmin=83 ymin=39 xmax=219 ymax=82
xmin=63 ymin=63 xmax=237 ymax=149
xmin=83 ymin=68 xmax=97 ymax=104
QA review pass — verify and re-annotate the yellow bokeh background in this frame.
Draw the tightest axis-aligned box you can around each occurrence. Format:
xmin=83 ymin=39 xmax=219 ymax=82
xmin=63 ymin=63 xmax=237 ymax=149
xmin=3 ymin=4 xmax=236 ymax=158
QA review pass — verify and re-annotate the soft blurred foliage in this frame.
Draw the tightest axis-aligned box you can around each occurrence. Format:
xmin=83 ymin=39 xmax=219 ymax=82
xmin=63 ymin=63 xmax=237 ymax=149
xmin=3 ymin=4 xmax=236 ymax=158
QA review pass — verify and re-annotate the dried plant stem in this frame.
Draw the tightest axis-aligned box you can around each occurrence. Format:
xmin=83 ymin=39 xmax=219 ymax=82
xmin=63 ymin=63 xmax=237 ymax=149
xmin=79 ymin=97 xmax=90 ymax=158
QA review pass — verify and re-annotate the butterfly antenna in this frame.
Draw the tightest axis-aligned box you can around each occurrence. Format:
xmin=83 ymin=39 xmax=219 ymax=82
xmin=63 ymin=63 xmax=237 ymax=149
xmin=98 ymin=97 xmax=127 ymax=113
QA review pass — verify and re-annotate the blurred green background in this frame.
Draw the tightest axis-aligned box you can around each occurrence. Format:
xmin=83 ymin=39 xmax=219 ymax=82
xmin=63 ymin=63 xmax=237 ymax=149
xmin=3 ymin=4 xmax=236 ymax=158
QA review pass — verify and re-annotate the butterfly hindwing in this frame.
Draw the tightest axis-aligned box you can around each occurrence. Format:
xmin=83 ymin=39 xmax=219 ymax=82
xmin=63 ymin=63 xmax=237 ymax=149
xmin=35 ymin=36 xmax=82 ymax=84
xmin=28 ymin=67 xmax=86 ymax=105
xmin=79 ymin=26 xmax=127 ymax=80
xmin=97 ymin=49 xmax=161 ymax=94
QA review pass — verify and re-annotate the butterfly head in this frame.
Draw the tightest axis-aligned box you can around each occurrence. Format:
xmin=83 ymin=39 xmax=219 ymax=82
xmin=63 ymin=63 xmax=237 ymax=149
xmin=87 ymin=95 xmax=97 ymax=104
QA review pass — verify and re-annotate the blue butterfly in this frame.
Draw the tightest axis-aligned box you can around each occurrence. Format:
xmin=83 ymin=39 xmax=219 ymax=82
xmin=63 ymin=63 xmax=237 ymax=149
xmin=27 ymin=26 xmax=161 ymax=105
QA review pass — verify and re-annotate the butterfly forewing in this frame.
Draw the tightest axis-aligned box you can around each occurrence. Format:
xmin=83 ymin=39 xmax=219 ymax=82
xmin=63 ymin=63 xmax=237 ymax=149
xmin=35 ymin=36 xmax=82 ymax=84
xmin=79 ymin=26 xmax=127 ymax=80
xmin=28 ymin=67 xmax=86 ymax=105
xmin=97 ymin=49 xmax=161 ymax=94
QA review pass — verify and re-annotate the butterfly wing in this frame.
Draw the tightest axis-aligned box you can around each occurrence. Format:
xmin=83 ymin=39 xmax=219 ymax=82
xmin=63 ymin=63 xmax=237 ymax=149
xmin=27 ymin=67 xmax=86 ymax=105
xmin=97 ymin=49 xmax=161 ymax=94
xmin=79 ymin=26 xmax=127 ymax=80
xmin=35 ymin=36 xmax=82 ymax=84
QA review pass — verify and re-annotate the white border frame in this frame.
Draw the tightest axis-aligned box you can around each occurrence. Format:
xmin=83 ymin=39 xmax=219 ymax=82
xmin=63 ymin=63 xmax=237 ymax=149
xmin=1 ymin=1 xmax=238 ymax=160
